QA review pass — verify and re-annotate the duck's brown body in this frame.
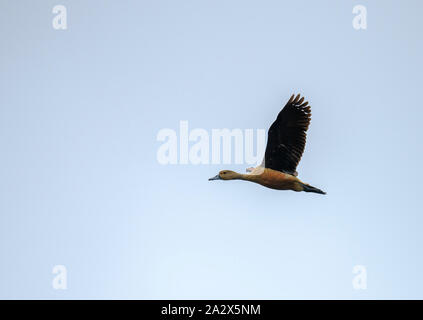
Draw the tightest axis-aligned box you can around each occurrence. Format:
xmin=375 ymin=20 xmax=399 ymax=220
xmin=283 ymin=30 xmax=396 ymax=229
xmin=212 ymin=167 xmax=325 ymax=194
xmin=242 ymin=167 xmax=303 ymax=191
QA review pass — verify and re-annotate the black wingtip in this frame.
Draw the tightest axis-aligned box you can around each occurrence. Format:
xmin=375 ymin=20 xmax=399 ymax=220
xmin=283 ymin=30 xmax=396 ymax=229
xmin=301 ymin=184 xmax=326 ymax=195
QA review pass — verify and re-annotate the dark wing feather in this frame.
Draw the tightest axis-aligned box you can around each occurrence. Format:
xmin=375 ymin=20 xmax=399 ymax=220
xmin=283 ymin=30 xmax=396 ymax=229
xmin=264 ymin=94 xmax=311 ymax=174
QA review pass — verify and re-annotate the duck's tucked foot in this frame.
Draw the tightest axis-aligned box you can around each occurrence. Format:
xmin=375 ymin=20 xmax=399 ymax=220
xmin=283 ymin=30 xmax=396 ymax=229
xmin=246 ymin=167 xmax=254 ymax=172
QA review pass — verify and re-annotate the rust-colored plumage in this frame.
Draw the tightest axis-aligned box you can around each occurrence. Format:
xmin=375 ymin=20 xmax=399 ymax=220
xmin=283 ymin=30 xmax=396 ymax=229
xmin=209 ymin=94 xmax=325 ymax=195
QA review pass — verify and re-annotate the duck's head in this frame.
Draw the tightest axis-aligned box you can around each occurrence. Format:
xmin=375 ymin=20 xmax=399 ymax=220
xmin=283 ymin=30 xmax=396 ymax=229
xmin=208 ymin=170 xmax=238 ymax=181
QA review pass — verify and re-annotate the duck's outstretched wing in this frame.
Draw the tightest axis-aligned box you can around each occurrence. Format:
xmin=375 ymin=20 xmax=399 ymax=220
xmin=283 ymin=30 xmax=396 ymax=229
xmin=264 ymin=94 xmax=311 ymax=175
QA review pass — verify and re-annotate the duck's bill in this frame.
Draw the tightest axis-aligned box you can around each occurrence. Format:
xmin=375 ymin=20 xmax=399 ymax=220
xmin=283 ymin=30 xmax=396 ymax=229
xmin=208 ymin=175 xmax=221 ymax=181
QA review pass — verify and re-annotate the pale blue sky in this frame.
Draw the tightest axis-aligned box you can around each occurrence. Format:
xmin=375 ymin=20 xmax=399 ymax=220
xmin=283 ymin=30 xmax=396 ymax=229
xmin=1 ymin=0 xmax=422 ymax=299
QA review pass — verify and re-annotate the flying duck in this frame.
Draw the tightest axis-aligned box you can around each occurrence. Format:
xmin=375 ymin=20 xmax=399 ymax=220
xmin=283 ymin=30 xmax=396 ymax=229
xmin=209 ymin=94 xmax=325 ymax=194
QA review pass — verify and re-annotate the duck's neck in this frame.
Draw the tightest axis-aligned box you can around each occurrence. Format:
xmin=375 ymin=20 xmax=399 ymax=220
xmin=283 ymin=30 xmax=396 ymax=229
xmin=233 ymin=172 xmax=260 ymax=182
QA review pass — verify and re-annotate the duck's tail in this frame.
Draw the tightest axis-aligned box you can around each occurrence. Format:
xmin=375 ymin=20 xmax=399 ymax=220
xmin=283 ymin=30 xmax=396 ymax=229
xmin=301 ymin=183 xmax=326 ymax=195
